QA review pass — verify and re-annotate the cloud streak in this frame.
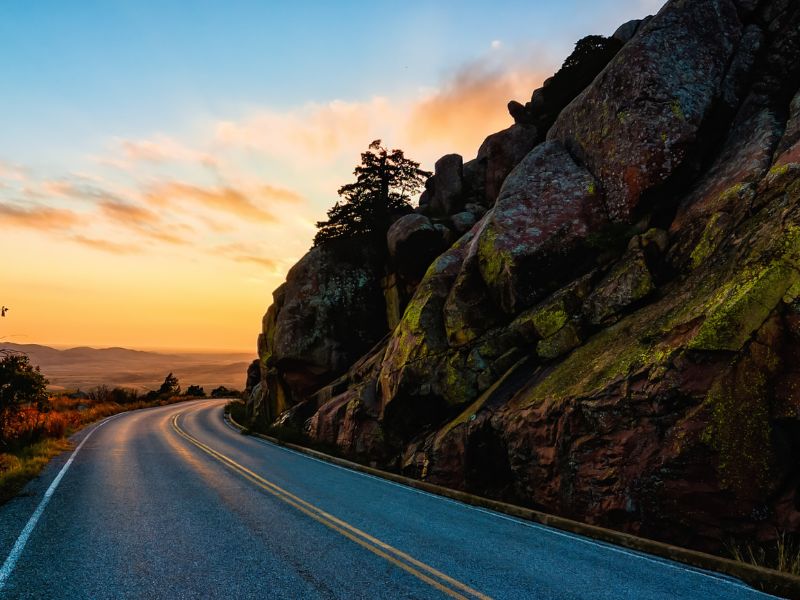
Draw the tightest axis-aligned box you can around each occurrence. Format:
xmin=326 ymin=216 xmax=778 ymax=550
xmin=215 ymin=242 xmax=277 ymax=270
xmin=0 ymin=203 xmax=80 ymax=230
xmin=408 ymin=57 xmax=548 ymax=156
xmin=214 ymin=97 xmax=397 ymax=167
xmin=71 ymin=235 xmax=140 ymax=254
xmin=117 ymin=135 xmax=218 ymax=167
xmin=233 ymin=255 xmax=277 ymax=269
xmin=145 ymin=181 xmax=276 ymax=223
xmin=99 ymin=200 xmax=161 ymax=226
xmin=41 ymin=180 xmax=124 ymax=204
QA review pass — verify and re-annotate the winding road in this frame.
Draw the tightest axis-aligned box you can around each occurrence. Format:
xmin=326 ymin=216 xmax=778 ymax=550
xmin=0 ymin=400 xmax=778 ymax=599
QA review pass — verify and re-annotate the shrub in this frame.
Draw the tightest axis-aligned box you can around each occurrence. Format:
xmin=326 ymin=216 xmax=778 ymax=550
xmin=0 ymin=351 xmax=49 ymax=447
xmin=110 ymin=387 xmax=139 ymax=404
xmin=224 ymin=400 xmax=249 ymax=426
xmin=211 ymin=386 xmax=241 ymax=399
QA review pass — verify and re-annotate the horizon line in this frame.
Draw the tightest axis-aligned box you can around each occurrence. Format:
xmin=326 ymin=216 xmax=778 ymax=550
xmin=0 ymin=340 xmax=255 ymax=356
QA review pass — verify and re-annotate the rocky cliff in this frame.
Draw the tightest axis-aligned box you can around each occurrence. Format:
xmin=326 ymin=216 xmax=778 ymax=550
xmin=246 ymin=0 xmax=800 ymax=553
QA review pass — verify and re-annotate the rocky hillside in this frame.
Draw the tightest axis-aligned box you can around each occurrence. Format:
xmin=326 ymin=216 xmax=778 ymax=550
xmin=245 ymin=0 xmax=800 ymax=553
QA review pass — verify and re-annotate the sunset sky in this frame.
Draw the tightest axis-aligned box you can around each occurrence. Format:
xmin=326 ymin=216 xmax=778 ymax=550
xmin=0 ymin=0 xmax=660 ymax=353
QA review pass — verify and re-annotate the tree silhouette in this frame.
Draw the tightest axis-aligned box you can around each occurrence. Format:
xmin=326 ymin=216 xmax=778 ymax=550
xmin=540 ymin=35 xmax=623 ymax=122
xmin=158 ymin=372 xmax=181 ymax=397
xmin=314 ymin=140 xmax=431 ymax=246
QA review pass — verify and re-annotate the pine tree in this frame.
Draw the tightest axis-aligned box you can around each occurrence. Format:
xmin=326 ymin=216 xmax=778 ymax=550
xmin=314 ymin=140 xmax=431 ymax=246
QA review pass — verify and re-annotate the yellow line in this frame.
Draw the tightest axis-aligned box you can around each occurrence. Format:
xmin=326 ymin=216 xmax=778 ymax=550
xmin=171 ymin=413 xmax=492 ymax=600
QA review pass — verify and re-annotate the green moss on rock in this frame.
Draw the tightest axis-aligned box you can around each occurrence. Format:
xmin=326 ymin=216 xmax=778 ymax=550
xmin=689 ymin=212 xmax=729 ymax=269
xmin=531 ymin=304 xmax=569 ymax=340
xmin=536 ymin=322 xmax=582 ymax=360
xmin=689 ymin=263 xmax=799 ymax=351
xmin=516 ymin=323 xmax=662 ymax=408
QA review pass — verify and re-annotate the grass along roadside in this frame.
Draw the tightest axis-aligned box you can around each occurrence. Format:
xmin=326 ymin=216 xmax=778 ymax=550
xmin=0 ymin=395 xmax=193 ymax=505
xmin=0 ymin=438 xmax=72 ymax=505
xmin=729 ymin=532 xmax=800 ymax=577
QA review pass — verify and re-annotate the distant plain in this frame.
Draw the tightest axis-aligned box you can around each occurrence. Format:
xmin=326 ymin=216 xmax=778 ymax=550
xmin=0 ymin=343 xmax=252 ymax=392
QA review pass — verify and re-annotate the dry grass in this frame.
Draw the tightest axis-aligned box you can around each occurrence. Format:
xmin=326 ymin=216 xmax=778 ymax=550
xmin=729 ymin=532 xmax=800 ymax=576
xmin=0 ymin=438 xmax=72 ymax=504
xmin=0 ymin=394 xmax=190 ymax=504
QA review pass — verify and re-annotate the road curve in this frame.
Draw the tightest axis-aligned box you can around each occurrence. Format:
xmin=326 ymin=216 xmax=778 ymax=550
xmin=0 ymin=399 xmax=778 ymax=599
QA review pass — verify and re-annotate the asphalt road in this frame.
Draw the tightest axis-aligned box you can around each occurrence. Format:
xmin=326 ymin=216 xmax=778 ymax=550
xmin=0 ymin=399 xmax=779 ymax=599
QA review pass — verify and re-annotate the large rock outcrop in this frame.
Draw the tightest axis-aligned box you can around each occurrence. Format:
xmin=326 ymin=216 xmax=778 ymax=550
xmin=549 ymin=0 xmax=743 ymax=221
xmin=248 ymin=241 xmax=389 ymax=424
xmin=246 ymin=0 xmax=800 ymax=556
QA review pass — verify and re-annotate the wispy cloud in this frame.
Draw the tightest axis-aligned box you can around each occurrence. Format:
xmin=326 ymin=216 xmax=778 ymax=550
xmin=145 ymin=181 xmax=276 ymax=223
xmin=408 ymin=57 xmax=548 ymax=155
xmin=0 ymin=203 xmax=80 ymax=230
xmin=71 ymin=235 xmax=140 ymax=254
xmin=41 ymin=180 xmax=124 ymax=203
xmin=215 ymin=242 xmax=277 ymax=270
xmin=214 ymin=97 xmax=397 ymax=167
xmin=117 ymin=135 xmax=218 ymax=167
xmin=233 ymin=255 xmax=277 ymax=269
xmin=99 ymin=200 xmax=161 ymax=225
xmin=138 ymin=229 xmax=188 ymax=246
xmin=258 ymin=184 xmax=304 ymax=205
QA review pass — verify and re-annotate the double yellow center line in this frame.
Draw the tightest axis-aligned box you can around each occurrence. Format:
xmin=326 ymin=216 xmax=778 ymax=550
xmin=171 ymin=413 xmax=492 ymax=600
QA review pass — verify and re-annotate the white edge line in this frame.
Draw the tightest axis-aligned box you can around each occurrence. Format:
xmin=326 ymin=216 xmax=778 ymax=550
xmin=0 ymin=413 xmax=121 ymax=591
xmin=219 ymin=410 xmax=772 ymax=597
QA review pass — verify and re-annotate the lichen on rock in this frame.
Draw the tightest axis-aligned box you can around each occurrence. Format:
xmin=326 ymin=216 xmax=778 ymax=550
xmin=476 ymin=140 xmax=607 ymax=314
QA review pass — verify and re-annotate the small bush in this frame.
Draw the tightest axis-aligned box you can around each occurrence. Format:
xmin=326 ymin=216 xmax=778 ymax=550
xmin=224 ymin=399 xmax=249 ymax=426
xmin=0 ymin=351 xmax=48 ymax=446
xmin=211 ymin=386 xmax=242 ymax=399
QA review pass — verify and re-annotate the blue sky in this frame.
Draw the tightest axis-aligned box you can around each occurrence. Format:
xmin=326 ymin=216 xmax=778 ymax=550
xmin=0 ymin=0 xmax=659 ymax=167
xmin=0 ymin=0 xmax=661 ymax=350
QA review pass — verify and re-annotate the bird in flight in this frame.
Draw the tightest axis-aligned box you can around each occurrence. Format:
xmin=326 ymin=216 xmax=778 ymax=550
xmin=1 ymin=306 xmax=8 ymax=317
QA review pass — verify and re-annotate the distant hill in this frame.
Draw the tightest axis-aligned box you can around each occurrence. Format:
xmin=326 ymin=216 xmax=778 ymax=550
xmin=0 ymin=343 xmax=253 ymax=393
